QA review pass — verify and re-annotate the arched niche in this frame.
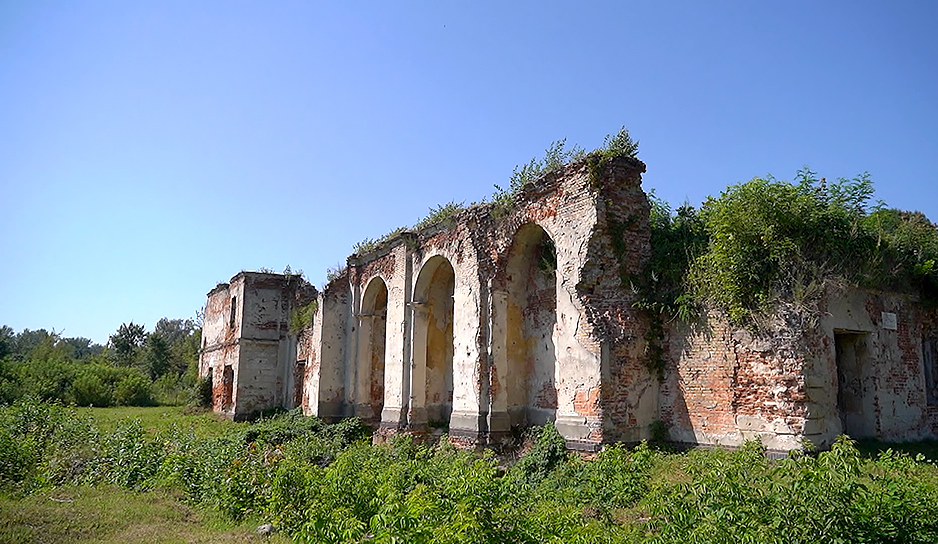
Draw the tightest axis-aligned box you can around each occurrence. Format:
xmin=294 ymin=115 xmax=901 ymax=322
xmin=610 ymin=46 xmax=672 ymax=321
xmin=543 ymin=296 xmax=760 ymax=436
xmin=356 ymin=276 xmax=388 ymax=423
xmin=493 ymin=222 xmax=558 ymax=429
xmin=411 ymin=255 xmax=456 ymax=428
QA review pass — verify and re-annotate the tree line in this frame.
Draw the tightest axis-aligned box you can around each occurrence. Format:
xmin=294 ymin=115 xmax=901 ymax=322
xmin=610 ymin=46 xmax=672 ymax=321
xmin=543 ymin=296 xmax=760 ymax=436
xmin=0 ymin=317 xmax=203 ymax=407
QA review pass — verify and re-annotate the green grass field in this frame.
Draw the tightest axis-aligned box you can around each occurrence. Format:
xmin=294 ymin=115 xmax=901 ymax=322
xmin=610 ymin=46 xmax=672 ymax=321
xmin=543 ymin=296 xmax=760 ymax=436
xmin=0 ymin=485 xmax=290 ymax=544
xmin=1 ymin=405 xmax=289 ymax=544
xmin=73 ymin=405 xmax=237 ymax=436
xmin=4 ymin=402 xmax=938 ymax=543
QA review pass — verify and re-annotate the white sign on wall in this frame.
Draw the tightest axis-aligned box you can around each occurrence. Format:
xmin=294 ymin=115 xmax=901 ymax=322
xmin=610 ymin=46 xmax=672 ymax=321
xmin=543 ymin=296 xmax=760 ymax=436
xmin=882 ymin=312 xmax=898 ymax=331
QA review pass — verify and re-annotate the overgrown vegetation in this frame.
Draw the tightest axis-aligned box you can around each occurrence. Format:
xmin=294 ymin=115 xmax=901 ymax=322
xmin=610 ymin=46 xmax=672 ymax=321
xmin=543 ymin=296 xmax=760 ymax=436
xmin=350 ymin=127 xmax=640 ymax=253
xmin=289 ymin=300 xmax=319 ymax=334
xmin=325 ymin=263 xmax=347 ymax=285
xmin=3 ymin=400 xmax=938 ymax=543
xmin=491 ymin=137 xmax=587 ymax=218
xmin=352 ymin=227 xmax=407 ymax=256
xmin=641 ymin=168 xmax=938 ymax=331
xmin=586 ymin=126 xmax=641 ymax=187
xmin=0 ymin=317 xmax=202 ymax=407
xmin=414 ymin=200 xmax=467 ymax=231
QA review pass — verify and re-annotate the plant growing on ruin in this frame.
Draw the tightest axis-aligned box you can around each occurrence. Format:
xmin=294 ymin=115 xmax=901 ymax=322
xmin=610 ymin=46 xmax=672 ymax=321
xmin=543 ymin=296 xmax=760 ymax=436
xmin=289 ymin=300 xmax=318 ymax=334
xmin=414 ymin=201 xmax=466 ymax=231
xmin=491 ymin=138 xmax=585 ymax=218
xmin=352 ymin=227 xmax=407 ymax=256
xmin=537 ymin=237 xmax=557 ymax=275
xmin=643 ymin=167 xmax=938 ymax=329
xmin=586 ymin=126 xmax=640 ymax=187
xmin=324 ymin=264 xmax=346 ymax=285
xmin=691 ymin=169 xmax=881 ymax=323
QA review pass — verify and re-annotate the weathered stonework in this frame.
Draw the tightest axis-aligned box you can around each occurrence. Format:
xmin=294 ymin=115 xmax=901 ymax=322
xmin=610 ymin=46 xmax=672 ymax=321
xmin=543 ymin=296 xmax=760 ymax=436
xmin=660 ymin=290 xmax=938 ymax=451
xmin=199 ymin=155 xmax=938 ymax=451
xmin=199 ymin=272 xmax=315 ymax=420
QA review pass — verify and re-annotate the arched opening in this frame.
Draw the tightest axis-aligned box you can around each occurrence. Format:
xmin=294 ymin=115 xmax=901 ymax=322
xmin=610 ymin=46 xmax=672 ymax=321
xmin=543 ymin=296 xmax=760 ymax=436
xmin=412 ymin=256 xmax=456 ymax=428
xmin=501 ymin=223 xmax=558 ymax=428
xmin=357 ymin=276 xmax=388 ymax=423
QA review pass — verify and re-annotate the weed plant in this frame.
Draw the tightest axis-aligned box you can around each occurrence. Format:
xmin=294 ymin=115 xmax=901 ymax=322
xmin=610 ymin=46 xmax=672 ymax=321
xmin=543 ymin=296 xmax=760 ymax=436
xmin=3 ymin=399 xmax=938 ymax=543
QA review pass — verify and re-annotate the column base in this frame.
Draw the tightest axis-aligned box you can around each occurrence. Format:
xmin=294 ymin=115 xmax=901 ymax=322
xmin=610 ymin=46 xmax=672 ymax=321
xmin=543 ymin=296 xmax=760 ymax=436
xmin=380 ymin=405 xmax=408 ymax=431
xmin=448 ymin=410 xmax=487 ymax=446
xmin=555 ymin=414 xmax=603 ymax=450
xmin=407 ymin=406 xmax=428 ymax=431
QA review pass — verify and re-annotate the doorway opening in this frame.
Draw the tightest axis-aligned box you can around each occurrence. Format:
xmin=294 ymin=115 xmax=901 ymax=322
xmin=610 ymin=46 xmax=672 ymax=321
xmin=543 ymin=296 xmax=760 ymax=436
xmin=835 ymin=331 xmax=874 ymax=438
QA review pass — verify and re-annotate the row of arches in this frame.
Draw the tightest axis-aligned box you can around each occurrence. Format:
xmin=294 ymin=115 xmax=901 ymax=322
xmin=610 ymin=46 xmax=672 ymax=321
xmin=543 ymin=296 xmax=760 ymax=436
xmin=355 ymin=223 xmax=559 ymax=431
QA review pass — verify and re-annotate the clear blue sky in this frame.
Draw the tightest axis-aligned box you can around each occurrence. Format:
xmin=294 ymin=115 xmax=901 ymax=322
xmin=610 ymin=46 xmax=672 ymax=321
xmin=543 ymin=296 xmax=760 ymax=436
xmin=2 ymin=1 xmax=936 ymax=344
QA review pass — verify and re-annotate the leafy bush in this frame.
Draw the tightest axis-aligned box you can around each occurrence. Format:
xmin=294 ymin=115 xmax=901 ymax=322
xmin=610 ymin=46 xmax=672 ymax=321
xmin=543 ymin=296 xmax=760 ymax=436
xmin=645 ymin=168 xmax=938 ymax=327
xmin=289 ymin=300 xmax=319 ymax=333
xmin=508 ymin=422 xmax=568 ymax=487
xmin=6 ymin=401 xmax=938 ymax=543
xmin=112 ymin=373 xmax=154 ymax=406
xmin=640 ymin=436 xmax=938 ymax=544
xmin=70 ymin=370 xmax=111 ymax=407
xmin=194 ymin=375 xmax=213 ymax=408
xmin=691 ymin=171 xmax=876 ymax=323
xmin=0 ymin=397 xmax=98 ymax=491
xmin=152 ymin=371 xmax=197 ymax=406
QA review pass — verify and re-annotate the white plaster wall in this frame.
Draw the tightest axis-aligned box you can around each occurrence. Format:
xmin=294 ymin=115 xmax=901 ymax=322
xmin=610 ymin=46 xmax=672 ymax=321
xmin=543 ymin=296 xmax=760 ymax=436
xmin=303 ymin=293 xmax=325 ymax=416
xmin=235 ymin=339 xmax=282 ymax=415
xmin=538 ymin=193 xmax=607 ymax=440
xmin=410 ymin=245 xmax=484 ymax=433
xmin=312 ymin=283 xmax=351 ymax=419
xmin=811 ymin=289 xmax=929 ymax=444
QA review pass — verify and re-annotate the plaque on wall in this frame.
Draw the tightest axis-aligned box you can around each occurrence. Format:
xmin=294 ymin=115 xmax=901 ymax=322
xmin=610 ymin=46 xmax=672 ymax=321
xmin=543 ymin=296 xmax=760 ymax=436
xmin=882 ymin=312 xmax=897 ymax=331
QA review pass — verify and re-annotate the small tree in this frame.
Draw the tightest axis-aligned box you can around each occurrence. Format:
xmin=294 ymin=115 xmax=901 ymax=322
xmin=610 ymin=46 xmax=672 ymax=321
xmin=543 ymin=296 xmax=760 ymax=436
xmin=108 ymin=322 xmax=146 ymax=367
xmin=142 ymin=333 xmax=172 ymax=380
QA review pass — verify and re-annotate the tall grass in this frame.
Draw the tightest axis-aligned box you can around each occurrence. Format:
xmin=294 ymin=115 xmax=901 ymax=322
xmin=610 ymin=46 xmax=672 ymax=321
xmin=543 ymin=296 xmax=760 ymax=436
xmin=3 ymin=398 xmax=938 ymax=543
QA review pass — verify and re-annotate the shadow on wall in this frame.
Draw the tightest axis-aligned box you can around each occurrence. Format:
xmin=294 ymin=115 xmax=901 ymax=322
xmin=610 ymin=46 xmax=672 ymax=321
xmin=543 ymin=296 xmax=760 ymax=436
xmin=357 ymin=276 xmax=388 ymax=425
xmin=503 ymin=223 xmax=558 ymax=428
xmin=413 ymin=255 xmax=456 ymax=428
xmin=659 ymin=317 xmax=723 ymax=447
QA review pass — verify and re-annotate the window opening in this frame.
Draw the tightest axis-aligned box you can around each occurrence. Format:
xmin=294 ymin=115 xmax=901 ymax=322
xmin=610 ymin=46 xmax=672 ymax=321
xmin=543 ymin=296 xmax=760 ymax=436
xmin=924 ymin=338 xmax=938 ymax=406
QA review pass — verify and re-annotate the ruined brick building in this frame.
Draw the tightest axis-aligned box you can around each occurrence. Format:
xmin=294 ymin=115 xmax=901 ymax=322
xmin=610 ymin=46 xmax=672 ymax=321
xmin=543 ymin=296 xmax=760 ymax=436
xmin=199 ymin=155 xmax=938 ymax=452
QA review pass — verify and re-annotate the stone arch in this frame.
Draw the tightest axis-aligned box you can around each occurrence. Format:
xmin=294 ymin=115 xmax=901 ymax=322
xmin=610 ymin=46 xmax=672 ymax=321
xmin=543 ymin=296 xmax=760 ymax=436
xmin=492 ymin=222 xmax=558 ymax=430
xmin=411 ymin=255 xmax=456 ymax=428
xmin=356 ymin=276 xmax=388 ymax=423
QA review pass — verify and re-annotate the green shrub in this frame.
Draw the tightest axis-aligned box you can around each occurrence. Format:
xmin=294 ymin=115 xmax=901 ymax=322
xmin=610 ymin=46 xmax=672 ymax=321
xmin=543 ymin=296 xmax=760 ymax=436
xmin=0 ymin=398 xmax=98 ymax=491
xmin=8 ymin=399 xmax=938 ymax=543
xmin=0 ymin=424 xmax=34 ymax=487
xmin=508 ymin=423 xmax=568 ymax=488
xmin=70 ymin=369 xmax=112 ymax=407
xmin=644 ymin=168 xmax=938 ymax=326
xmin=289 ymin=300 xmax=319 ymax=333
xmin=112 ymin=373 xmax=154 ymax=406
xmin=194 ymin=375 xmax=213 ymax=408
xmin=93 ymin=420 xmax=162 ymax=489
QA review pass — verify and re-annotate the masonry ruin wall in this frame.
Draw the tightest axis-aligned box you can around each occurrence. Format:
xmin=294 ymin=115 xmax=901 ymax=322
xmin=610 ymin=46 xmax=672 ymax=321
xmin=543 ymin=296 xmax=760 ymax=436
xmin=200 ymin=154 xmax=938 ymax=452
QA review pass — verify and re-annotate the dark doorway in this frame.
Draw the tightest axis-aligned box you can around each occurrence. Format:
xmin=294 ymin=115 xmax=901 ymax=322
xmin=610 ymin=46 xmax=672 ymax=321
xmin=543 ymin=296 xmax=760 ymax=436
xmin=924 ymin=338 xmax=938 ymax=406
xmin=222 ymin=364 xmax=234 ymax=409
xmin=835 ymin=331 xmax=874 ymax=438
xmin=293 ymin=361 xmax=306 ymax=409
